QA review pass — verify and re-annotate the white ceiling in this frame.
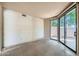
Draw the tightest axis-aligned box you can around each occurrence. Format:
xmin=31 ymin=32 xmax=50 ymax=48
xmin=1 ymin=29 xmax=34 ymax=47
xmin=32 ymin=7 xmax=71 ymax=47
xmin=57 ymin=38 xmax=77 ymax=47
xmin=3 ymin=2 xmax=70 ymax=19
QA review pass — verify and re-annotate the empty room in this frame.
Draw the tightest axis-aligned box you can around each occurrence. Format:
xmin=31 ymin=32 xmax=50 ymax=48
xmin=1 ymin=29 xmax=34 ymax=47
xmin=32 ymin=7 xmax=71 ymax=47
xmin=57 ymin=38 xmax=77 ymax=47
xmin=0 ymin=2 xmax=79 ymax=56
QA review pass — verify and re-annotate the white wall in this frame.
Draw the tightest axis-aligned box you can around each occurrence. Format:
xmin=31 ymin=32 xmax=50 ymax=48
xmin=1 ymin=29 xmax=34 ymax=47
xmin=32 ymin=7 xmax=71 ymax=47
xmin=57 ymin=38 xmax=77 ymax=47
xmin=33 ymin=17 xmax=44 ymax=40
xmin=44 ymin=19 xmax=50 ymax=40
xmin=4 ymin=9 xmax=44 ymax=48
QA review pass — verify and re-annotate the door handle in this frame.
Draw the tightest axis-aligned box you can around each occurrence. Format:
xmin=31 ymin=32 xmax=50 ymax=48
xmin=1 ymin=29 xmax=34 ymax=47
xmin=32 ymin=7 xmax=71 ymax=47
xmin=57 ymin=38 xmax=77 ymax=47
xmin=74 ymin=32 xmax=77 ymax=36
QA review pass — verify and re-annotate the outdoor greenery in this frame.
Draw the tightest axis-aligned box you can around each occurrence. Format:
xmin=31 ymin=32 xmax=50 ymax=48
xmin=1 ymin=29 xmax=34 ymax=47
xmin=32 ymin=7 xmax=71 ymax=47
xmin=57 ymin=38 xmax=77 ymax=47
xmin=60 ymin=16 xmax=64 ymax=27
xmin=51 ymin=8 xmax=76 ymax=27
xmin=66 ymin=9 xmax=76 ymax=26
xmin=51 ymin=19 xmax=58 ymax=27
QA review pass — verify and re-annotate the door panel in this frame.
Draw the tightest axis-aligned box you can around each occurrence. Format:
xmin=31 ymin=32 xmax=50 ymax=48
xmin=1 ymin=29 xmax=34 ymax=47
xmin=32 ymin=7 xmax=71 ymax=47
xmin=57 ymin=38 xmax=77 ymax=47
xmin=51 ymin=19 xmax=58 ymax=40
xmin=60 ymin=16 xmax=65 ymax=43
xmin=65 ymin=8 xmax=76 ymax=51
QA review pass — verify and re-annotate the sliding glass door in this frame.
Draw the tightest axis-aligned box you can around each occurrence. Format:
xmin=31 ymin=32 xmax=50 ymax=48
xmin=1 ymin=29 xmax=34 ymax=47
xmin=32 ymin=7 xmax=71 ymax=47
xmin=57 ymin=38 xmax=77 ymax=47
xmin=50 ymin=5 xmax=77 ymax=52
xmin=51 ymin=19 xmax=58 ymax=40
xmin=60 ymin=16 xmax=65 ymax=43
xmin=65 ymin=8 xmax=76 ymax=51
xmin=59 ymin=7 xmax=77 ymax=52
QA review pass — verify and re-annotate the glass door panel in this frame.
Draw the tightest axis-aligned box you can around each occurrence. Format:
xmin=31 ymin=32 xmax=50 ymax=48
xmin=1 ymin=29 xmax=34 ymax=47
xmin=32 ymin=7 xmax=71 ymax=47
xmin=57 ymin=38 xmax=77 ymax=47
xmin=60 ymin=16 xmax=65 ymax=43
xmin=65 ymin=8 xmax=76 ymax=51
xmin=51 ymin=19 xmax=58 ymax=40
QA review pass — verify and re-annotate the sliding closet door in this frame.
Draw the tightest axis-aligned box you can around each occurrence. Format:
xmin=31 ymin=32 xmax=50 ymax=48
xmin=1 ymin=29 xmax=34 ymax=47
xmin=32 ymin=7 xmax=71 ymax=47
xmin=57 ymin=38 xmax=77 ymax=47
xmin=51 ymin=19 xmax=58 ymax=40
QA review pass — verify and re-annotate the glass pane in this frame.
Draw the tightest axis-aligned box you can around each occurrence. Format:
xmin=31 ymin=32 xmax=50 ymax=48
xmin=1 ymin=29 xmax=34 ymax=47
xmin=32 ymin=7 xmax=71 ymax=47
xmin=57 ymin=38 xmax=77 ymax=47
xmin=60 ymin=16 xmax=64 ymax=43
xmin=65 ymin=8 xmax=76 ymax=51
xmin=51 ymin=19 xmax=58 ymax=40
